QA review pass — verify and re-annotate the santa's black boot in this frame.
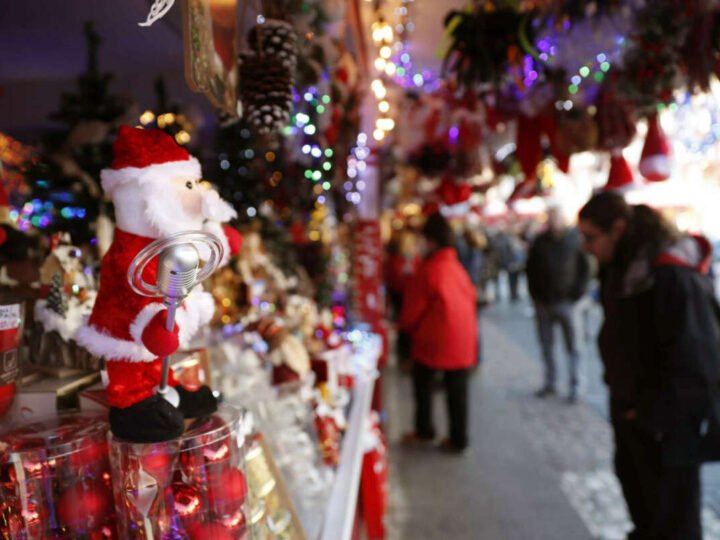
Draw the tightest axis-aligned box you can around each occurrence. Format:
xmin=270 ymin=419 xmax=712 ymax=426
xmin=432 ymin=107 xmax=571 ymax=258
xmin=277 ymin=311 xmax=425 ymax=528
xmin=109 ymin=395 xmax=185 ymax=443
xmin=176 ymin=385 xmax=218 ymax=419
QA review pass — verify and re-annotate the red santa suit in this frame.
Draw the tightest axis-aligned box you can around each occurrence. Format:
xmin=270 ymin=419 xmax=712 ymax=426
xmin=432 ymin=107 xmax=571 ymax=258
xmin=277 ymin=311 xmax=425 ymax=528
xmin=76 ymin=126 xmax=235 ymax=412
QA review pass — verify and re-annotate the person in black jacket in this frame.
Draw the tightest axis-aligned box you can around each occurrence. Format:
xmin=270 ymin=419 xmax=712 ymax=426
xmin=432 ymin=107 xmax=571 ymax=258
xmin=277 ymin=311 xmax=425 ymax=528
xmin=526 ymin=206 xmax=591 ymax=402
xmin=579 ymin=192 xmax=720 ymax=540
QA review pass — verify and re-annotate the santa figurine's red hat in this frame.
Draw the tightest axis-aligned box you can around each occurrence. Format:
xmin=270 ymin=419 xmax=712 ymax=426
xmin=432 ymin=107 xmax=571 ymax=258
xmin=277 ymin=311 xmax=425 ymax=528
xmin=638 ymin=114 xmax=672 ymax=182
xmin=100 ymin=126 xmax=201 ymax=195
xmin=604 ymin=150 xmax=635 ymax=191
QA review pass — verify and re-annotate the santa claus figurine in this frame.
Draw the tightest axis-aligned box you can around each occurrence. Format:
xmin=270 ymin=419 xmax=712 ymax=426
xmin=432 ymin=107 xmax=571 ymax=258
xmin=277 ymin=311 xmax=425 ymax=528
xmin=77 ymin=126 xmax=240 ymax=442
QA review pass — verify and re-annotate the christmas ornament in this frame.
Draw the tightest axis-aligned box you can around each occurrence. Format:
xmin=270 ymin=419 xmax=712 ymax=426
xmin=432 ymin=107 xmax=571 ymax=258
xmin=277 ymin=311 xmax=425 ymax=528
xmin=47 ymin=272 xmax=69 ymax=317
xmin=239 ymin=52 xmax=293 ymax=136
xmin=57 ymin=481 xmax=114 ymax=530
xmin=604 ymin=151 xmax=635 ymax=191
xmin=172 ymin=480 xmax=204 ymax=531
xmin=239 ymin=20 xmax=297 ymax=137
xmin=0 ymin=383 xmax=15 ymax=418
xmin=187 ymin=522 xmax=233 ymax=540
xmin=247 ymin=20 xmax=297 ymax=71
xmin=596 ymin=79 xmax=636 ymax=151
xmin=638 ymin=114 xmax=672 ymax=182
xmin=76 ymin=126 xmax=237 ymax=443
xmin=207 ymin=467 xmax=247 ymax=510
xmin=69 ymin=438 xmax=109 ymax=471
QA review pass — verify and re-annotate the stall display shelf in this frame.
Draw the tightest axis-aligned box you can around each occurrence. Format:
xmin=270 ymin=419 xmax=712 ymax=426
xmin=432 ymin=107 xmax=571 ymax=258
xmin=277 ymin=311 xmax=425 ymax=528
xmin=320 ymin=333 xmax=381 ymax=540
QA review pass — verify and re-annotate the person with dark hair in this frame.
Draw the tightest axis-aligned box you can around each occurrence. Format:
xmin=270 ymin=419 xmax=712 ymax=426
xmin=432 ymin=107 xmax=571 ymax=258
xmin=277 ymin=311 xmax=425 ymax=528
xmin=526 ymin=205 xmax=591 ymax=403
xmin=579 ymin=191 xmax=720 ymax=540
xmin=399 ymin=212 xmax=478 ymax=453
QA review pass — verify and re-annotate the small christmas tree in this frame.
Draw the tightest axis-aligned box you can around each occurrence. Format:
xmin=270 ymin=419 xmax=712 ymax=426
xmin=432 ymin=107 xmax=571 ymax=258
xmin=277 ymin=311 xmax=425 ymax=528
xmin=20 ymin=21 xmax=132 ymax=243
xmin=48 ymin=272 xmax=68 ymax=317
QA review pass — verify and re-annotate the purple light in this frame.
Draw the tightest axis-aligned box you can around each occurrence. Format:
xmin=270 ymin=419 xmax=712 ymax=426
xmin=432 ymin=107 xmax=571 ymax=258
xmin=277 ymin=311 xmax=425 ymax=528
xmin=449 ymin=126 xmax=459 ymax=144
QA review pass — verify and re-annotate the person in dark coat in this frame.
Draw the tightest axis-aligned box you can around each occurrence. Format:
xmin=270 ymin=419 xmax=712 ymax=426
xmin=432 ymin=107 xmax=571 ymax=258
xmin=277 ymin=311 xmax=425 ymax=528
xmin=400 ymin=213 xmax=478 ymax=452
xmin=579 ymin=192 xmax=720 ymax=540
xmin=526 ymin=206 xmax=591 ymax=402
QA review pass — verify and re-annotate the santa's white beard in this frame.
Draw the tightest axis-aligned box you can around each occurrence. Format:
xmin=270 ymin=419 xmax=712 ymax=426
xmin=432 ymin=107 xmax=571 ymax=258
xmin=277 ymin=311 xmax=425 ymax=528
xmin=113 ymin=182 xmax=236 ymax=242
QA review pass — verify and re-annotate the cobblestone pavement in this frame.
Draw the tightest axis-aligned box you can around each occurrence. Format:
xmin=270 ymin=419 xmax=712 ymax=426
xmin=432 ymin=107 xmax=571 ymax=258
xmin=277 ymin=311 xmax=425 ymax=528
xmin=385 ymin=281 xmax=720 ymax=539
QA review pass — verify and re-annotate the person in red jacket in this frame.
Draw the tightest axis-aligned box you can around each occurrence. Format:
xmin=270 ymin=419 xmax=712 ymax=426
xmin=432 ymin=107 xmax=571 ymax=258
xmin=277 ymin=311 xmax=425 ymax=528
xmin=400 ymin=212 xmax=478 ymax=452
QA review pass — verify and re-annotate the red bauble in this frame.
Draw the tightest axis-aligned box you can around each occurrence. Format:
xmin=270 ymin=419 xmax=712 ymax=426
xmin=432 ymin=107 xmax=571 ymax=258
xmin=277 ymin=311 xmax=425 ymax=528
xmin=172 ymin=481 xmax=203 ymax=519
xmin=140 ymin=450 xmax=172 ymax=479
xmin=57 ymin=481 xmax=114 ymax=530
xmin=70 ymin=439 xmax=109 ymax=470
xmin=208 ymin=468 xmax=247 ymax=509
xmin=0 ymin=383 xmax=16 ymax=418
xmin=220 ymin=509 xmax=246 ymax=533
xmin=187 ymin=522 xmax=233 ymax=540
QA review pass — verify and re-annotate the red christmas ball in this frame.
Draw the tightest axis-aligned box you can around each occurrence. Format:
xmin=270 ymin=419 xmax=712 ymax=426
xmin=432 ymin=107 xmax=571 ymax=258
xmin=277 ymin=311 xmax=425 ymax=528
xmin=172 ymin=481 xmax=203 ymax=519
xmin=70 ymin=439 xmax=109 ymax=470
xmin=140 ymin=450 xmax=172 ymax=483
xmin=179 ymin=448 xmax=206 ymax=479
xmin=57 ymin=481 xmax=114 ymax=530
xmin=208 ymin=468 xmax=247 ymax=510
xmin=187 ymin=522 xmax=233 ymax=540
xmin=220 ymin=509 xmax=246 ymax=533
xmin=0 ymin=383 xmax=15 ymax=418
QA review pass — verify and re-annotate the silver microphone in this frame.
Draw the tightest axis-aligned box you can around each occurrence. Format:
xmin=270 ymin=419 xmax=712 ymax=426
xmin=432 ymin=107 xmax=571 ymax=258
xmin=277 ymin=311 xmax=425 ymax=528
xmin=127 ymin=231 xmax=225 ymax=406
xmin=156 ymin=243 xmax=200 ymax=401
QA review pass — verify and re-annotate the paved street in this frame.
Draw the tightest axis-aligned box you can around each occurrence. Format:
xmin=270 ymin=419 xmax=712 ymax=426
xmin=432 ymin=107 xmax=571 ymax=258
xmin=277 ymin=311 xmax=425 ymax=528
xmin=384 ymin=280 xmax=720 ymax=539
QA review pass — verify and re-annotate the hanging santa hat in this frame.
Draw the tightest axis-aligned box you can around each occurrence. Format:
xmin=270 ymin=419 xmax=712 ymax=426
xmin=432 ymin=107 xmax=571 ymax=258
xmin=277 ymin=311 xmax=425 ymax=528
xmin=638 ymin=114 xmax=672 ymax=182
xmin=604 ymin=151 xmax=635 ymax=191
xmin=101 ymin=126 xmax=201 ymax=194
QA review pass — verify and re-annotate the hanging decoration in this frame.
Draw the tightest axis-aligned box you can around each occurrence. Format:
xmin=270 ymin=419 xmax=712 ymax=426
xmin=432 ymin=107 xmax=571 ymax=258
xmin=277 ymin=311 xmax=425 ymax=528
xmin=604 ymin=151 xmax=635 ymax=191
xmin=638 ymin=114 xmax=672 ymax=182
xmin=182 ymin=0 xmax=239 ymax=116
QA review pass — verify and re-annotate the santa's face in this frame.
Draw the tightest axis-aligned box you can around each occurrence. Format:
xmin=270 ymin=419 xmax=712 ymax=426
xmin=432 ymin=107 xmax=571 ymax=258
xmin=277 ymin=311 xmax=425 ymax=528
xmin=172 ymin=176 xmax=204 ymax=218
xmin=109 ymin=161 xmax=237 ymax=242
xmin=141 ymin=176 xmax=236 ymax=238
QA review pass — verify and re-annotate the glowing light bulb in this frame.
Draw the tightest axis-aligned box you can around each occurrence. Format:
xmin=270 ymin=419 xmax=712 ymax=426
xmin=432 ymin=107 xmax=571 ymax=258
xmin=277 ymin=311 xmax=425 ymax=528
xmin=373 ymin=129 xmax=386 ymax=141
xmin=385 ymin=62 xmax=397 ymax=76
xmin=377 ymin=118 xmax=395 ymax=131
xmin=380 ymin=46 xmax=392 ymax=59
xmin=139 ymin=110 xmax=155 ymax=125
xmin=374 ymin=57 xmax=387 ymax=71
xmin=378 ymin=100 xmax=390 ymax=113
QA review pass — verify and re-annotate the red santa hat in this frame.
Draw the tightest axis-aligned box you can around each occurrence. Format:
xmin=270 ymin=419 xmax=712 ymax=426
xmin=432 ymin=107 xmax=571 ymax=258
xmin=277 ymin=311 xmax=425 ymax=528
xmin=100 ymin=126 xmax=201 ymax=195
xmin=638 ymin=114 xmax=671 ymax=182
xmin=604 ymin=151 xmax=635 ymax=191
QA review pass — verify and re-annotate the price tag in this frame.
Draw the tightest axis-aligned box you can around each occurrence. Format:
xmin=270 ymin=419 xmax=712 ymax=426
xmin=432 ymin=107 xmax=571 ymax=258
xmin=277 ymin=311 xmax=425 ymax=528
xmin=0 ymin=304 xmax=20 ymax=331
xmin=0 ymin=303 xmax=21 ymax=385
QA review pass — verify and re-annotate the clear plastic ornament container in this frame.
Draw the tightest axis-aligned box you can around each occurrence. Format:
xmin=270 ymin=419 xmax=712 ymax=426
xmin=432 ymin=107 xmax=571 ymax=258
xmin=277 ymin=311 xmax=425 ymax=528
xmin=108 ymin=405 xmax=249 ymax=540
xmin=0 ymin=413 xmax=116 ymax=539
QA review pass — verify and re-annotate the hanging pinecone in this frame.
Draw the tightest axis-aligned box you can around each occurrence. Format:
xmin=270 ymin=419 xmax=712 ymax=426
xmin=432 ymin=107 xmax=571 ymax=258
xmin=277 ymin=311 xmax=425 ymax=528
xmin=239 ymin=51 xmax=293 ymax=136
xmin=48 ymin=272 xmax=68 ymax=317
xmin=247 ymin=20 xmax=297 ymax=71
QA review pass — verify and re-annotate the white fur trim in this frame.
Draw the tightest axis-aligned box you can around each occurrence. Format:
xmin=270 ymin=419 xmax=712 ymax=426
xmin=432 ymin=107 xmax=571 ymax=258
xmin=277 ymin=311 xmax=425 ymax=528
xmin=101 ymin=158 xmax=201 ymax=194
xmin=76 ymin=324 xmax=156 ymax=362
xmin=203 ymin=221 xmax=231 ymax=266
xmin=639 ymin=155 xmax=671 ymax=181
xmin=129 ymin=302 xmax=166 ymax=344
xmin=76 ymin=288 xmax=215 ymax=363
xmin=175 ymin=290 xmax=215 ymax=346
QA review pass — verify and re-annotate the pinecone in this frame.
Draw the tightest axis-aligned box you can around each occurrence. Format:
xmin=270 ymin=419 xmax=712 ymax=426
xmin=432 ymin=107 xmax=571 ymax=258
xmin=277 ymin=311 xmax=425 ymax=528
xmin=247 ymin=20 xmax=297 ymax=71
xmin=48 ymin=272 xmax=68 ymax=317
xmin=239 ymin=52 xmax=293 ymax=135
